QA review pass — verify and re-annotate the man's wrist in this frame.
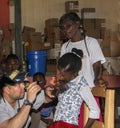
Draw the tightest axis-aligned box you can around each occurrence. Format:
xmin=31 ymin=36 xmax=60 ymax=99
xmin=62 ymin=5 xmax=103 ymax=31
xmin=23 ymin=99 xmax=33 ymax=107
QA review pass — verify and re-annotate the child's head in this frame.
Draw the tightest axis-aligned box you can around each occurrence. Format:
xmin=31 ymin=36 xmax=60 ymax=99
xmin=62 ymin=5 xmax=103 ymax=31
xmin=6 ymin=54 xmax=20 ymax=72
xmin=57 ymin=48 xmax=83 ymax=83
xmin=33 ymin=72 xmax=46 ymax=88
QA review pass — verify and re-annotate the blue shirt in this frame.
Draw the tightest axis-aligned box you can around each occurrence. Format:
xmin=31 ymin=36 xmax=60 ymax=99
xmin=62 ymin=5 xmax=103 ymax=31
xmin=41 ymin=107 xmax=53 ymax=118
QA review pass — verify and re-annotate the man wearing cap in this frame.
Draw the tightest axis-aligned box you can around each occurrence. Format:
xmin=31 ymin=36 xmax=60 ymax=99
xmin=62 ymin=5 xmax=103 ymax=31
xmin=0 ymin=75 xmax=54 ymax=128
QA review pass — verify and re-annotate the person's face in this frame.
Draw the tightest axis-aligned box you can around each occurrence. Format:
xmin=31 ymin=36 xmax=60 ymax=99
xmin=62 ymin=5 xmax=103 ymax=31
xmin=7 ymin=59 xmax=19 ymax=72
xmin=7 ymin=83 xmax=25 ymax=100
xmin=60 ymin=19 xmax=79 ymax=39
xmin=56 ymin=68 xmax=76 ymax=83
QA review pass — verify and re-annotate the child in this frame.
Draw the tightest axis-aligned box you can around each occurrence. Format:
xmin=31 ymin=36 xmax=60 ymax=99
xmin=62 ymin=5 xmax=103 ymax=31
xmin=30 ymin=72 xmax=58 ymax=128
xmin=5 ymin=54 xmax=27 ymax=82
xmin=48 ymin=48 xmax=100 ymax=128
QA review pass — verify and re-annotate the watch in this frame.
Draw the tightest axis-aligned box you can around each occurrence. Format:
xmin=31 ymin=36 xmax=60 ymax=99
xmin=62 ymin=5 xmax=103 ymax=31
xmin=23 ymin=99 xmax=33 ymax=107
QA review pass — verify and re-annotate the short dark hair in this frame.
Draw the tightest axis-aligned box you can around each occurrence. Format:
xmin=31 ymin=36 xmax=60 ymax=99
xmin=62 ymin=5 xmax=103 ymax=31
xmin=33 ymin=72 xmax=45 ymax=80
xmin=33 ymin=72 xmax=46 ymax=83
xmin=33 ymin=72 xmax=46 ymax=88
xmin=6 ymin=54 xmax=19 ymax=63
xmin=59 ymin=12 xmax=82 ymax=26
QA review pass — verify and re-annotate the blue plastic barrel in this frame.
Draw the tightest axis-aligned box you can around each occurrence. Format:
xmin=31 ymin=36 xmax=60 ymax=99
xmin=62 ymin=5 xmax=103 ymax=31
xmin=26 ymin=50 xmax=46 ymax=76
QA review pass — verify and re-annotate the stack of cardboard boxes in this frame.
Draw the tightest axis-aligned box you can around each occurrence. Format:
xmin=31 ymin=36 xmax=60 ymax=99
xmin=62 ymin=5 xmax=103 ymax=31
xmin=22 ymin=26 xmax=36 ymax=43
xmin=0 ymin=26 xmax=12 ymax=59
xmin=22 ymin=25 xmax=55 ymax=51
xmin=83 ymin=18 xmax=106 ymax=39
xmin=44 ymin=18 xmax=60 ymax=48
xmin=44 ymin=18 xmax=66 ymax=74
xmin=65 ymin=1 xmax=79 ymax=13
xmin=81 ymin=8 xmax=106 ymax=39
xmin=44 ymin=18 xmax=65 ymax=60
xmin=101 ymin=29 xmax=120 ymax=57
xmin=81 ymin=8 xmax=120 ymax=76
xmin=101 ymin=29 xmax=120 ymax=75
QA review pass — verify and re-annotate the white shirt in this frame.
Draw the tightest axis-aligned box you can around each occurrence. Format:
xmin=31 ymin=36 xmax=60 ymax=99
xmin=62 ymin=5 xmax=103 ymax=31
xmin=0 ymin=90 xmax=45 ymax=128
xmin=54 ymin=75 xmax=100 ymax=125
xmin=60 ymin=36 xmax=106 ymax=87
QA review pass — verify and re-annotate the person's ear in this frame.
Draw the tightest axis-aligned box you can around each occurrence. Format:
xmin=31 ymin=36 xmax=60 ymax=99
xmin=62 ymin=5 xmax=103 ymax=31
xmin=3 ymin=86 xmax=11 ymax=94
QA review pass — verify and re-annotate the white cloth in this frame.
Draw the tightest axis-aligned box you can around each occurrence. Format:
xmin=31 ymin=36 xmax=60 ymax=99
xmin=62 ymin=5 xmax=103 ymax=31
xmin=54 ymin=75 xmax=100 ymax=125
xmin=0 ymin=90 xmax=45 ymax=128
xmin=60 ymin=36 xmax=106 ymax=88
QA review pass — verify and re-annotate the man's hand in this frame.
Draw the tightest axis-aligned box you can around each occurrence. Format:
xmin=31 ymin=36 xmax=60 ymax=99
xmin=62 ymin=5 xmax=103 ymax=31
xmin=26 ymin=82 xmax=42 ymax=103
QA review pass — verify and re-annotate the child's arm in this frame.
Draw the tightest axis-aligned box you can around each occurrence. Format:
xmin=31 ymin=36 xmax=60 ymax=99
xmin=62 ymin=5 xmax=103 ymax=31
xmin=80 ymin=86 xmax=100 ymax=128
xmin=84 ymin=118 xmax=95 ymax=128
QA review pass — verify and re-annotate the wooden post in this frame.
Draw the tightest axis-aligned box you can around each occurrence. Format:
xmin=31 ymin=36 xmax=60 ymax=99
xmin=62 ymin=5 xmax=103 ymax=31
xmin=14 ymin=0 xmax=23 ymax=63
xmin=105 ymin=89 xmax=115 ymax=128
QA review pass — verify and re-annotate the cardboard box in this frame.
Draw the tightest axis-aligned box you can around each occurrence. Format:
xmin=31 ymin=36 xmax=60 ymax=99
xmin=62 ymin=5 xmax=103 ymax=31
xmin=42 ymin=42 xmax=52 ymax=50
xmin=81 ymin=8 xmax=96 ymax=19
xmin=81 ymin=8 xmax=95 ymax=13
xmin=65 ymin=1 xmax=79 ymax=13
xmin=45 ymin=26 xmax=66 ymax=40
xmin=22 ymin=26 xmax=36 ymax=33
xmin=45 ymin=18 xmax=58 ymax=28
xmin=83 ymin=18 xmax=106 ymax=39
xmin=46 ymin=43 xmax=61 ymax=60
xmin=83 ymin=19 xmax=106 ymax=29
xmin=29 ymin=32 xmax=42 ymax=42
xmin=8 ymin=23 xmax=15 ymax=40
xmin=54 ymin=39 xmax=63 ymax=44
xmin=53 ymin=27 xmax=61 ymax=39
xmin=101 ymin=31 xmax=120 ymax=57
xmin=25 ymin=32 xmax=43 ymax=51
xmin=22 ymin=26 xmax=36 ymax=42
xmin=9 ymin=23 xmax=14 ymax=31
xmin=0 ymin=39 xmax=11 ymax=57
xmin=46 ymin=38 xmax=54 ymax=48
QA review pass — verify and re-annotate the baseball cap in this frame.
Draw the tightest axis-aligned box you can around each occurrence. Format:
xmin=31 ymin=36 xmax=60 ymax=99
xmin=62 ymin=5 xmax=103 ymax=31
xmin=0 ymin=76 xmax=16 ymax=90
xmin=11 ymin=72 xmax=26 ymax=83
xmin=6 ymin=70 xmax=27 ymax=83
xmin=0 ymin=71 xmax=27 ymax=90
xmin=0 ymin=73 xmax=26 ymax=90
